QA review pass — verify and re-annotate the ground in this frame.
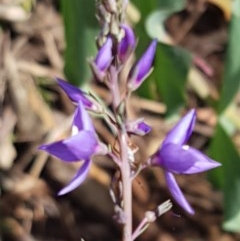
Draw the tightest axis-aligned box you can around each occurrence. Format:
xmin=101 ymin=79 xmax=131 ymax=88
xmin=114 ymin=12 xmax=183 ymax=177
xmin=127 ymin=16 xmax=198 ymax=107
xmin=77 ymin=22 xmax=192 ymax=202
xmin=0 ymin=0 xmax=240 ymax=241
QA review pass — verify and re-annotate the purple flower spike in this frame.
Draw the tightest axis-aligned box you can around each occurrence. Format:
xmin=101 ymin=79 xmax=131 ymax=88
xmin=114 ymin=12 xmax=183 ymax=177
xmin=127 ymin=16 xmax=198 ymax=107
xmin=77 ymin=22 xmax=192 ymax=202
xmin=39 ymin=101 xmax=107 ymax=195
xmin=126 ymin=118 xmax=151 ymax=136
xmin=128 ymin=40 xmax=157 ymax=91
xmin=118 ymin=24 xmax=136 ymax=62
xmin=95 ymin=37 xmax=113 ymax=72
xmin=150 ymin=109 xmax=221 ymax=214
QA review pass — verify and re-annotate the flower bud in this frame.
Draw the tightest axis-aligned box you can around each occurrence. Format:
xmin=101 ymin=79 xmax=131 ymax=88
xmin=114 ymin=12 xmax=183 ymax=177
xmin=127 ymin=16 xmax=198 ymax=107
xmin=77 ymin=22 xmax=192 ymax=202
xmin=90 ymin=37 xmax=113 ymax=81
xmin=95 ymin=37 xmax=113 ymax=71
xmin=56 ymin=78 xmax=103 ymax=113
xmin=118 ymin=24 xmax=136 ymax=62
xmin=128 ymin=40 xmax=157 ymax=91
xmin=104 ymin=0 xmax=117 ymax=13
xmin=126 ymin=118 xmax=151 ymax=136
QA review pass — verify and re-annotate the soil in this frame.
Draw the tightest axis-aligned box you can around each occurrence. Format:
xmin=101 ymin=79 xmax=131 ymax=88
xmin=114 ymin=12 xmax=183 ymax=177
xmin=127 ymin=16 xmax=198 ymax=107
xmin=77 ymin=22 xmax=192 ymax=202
xmin=0 ymin=0 xmax=240 ymax=241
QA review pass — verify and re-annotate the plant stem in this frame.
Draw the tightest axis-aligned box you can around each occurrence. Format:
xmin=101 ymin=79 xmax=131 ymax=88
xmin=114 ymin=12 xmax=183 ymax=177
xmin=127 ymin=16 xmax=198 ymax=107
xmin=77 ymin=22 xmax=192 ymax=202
xmin=120 ymin=131 xmax=132 ymax=241
xmin=132 ymin=217 xmax=148 ymax=241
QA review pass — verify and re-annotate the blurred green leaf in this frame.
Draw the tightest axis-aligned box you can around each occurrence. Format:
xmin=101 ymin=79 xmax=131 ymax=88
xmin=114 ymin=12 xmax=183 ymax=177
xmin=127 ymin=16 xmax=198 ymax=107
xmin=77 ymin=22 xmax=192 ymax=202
xmin=145 ymin=10 xmax=174 ymax=44
xmin=131 ymin=0 xmax=158 ymax=56
xmin=129 ymin=1 xmax=157 ymax=99
xmin=157 ymin=0 xmax=186 ymax=11
xmin=218 ymin=2 xmax=240 ymax=113
xmin=131 ymin=0 xmax=185 ymax=53
xmin=208 ymin=122 xmax=240 ymax=232
xmin=21 ymin=0 xmax=35 ymax=13
xmin=131 ymin=0 xmax=158 ymax=19
xmin=154 ymin=43 xmax=191 ymax=115
xmin=60 ymin=0 xmax=99 ymax=86
xmin=133 ymin=0 xmax=186 ymax=101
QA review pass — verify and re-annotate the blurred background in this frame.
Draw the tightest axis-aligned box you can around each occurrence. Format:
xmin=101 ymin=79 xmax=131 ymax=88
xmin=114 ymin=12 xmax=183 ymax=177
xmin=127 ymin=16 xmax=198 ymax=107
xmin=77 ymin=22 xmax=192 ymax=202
xmin=1 ymin=0 xmax=240 ymax=240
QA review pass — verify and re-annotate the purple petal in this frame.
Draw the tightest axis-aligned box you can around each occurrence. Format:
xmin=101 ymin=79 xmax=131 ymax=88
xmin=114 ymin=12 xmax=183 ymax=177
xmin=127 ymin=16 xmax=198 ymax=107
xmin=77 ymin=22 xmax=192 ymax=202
xmin=118 ymin=24 xmax=136 ymax=62
xmin=58 ymin=159 xmax=91 ymax=195
xmin=72 ymin=101 xmax=95 ymax=132
xmin=135 ymin=40 xmax=157 ymax=81
xmin=39 ymin=131 xmax=97 ymax=162
xmin=178 ymin=146 xmax=221 ymax=174
xmin=126 ymin=118 xmax=151 ymax=136
xmin=128 ymin=40 xmax=157 ymax=91
xmin=95 ymin=37 xmax=113 ymax=71
xmin=163 ymin=109 xmax=196 ymax=146
xmin=56 ymin=77 xmax=93 ymax=108
xmin=165 ymin=171 xmax=194 ymax=215
xmin=137 ymin=121 xmax=151 ymax=135
xmin=159 ymin=143 xmax=221 ymax=174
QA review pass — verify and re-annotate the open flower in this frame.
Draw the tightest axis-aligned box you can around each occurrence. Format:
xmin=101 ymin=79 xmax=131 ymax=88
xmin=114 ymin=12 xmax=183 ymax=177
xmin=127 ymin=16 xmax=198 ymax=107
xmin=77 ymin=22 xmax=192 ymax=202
xmin=150 ymin=109 xmax=221 ymax=214
xmin=39 ymin=100 xmax=107 ymax=195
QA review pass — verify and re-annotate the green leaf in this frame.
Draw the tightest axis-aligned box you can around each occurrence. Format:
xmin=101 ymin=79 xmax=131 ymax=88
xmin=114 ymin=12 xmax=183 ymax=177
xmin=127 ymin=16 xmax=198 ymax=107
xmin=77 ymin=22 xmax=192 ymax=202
xmin=157 ymin=0 xmax=186 ymax=11
xmin=131 ymin=0 xmax=159 ymax=19
xmin=145 ymin=10 xmax=174 ymax=44
xmin=60 ymin=0 xmax=99 ymax=86
xmin=154 ymin=43 xmax=191 ymax=115
xmin=131 ymin=0 xmax=186 ymax=53
xmin=218 ymin=2 xmax=240 ymax=113
xmin=208 ymin=122 xmax=240 ymax=232
xmin=132 ymin=0 xmax=186 ymax=100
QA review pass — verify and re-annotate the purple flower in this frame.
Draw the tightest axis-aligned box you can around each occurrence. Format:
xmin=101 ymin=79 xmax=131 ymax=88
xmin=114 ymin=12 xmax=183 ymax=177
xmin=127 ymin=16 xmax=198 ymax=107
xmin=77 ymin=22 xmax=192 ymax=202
xmin=91 ymin=37 xmax=113 ymax=80
xmin=118 ymin=24 xmax=136 ymax=62
xmin=128 ymin=40 xmax=157 ymax=91
xmin=150 ymin=109 xmax=221 ymax=214
xmin=56 ymin=77 xmax=102 ymax=113
xmin=126 ymin=118 xmax=151 ymax=136
xmin=39 ymin=101 xmax=107 ymax=195
xmin=95 ymin=37 xmax=113 ymax=71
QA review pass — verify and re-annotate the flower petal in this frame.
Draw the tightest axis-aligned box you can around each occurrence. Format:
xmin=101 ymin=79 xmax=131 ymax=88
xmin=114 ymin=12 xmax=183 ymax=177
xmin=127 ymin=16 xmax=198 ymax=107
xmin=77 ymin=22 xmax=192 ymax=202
xmin=165 ymin=171 xmax=194 ymax=215
xmin=135 ymin=40 xmax=157 ymax=82
xmin=157 ymin=144 xmax=193 ymax=172
xmin=128 ymin=40 xmax=157 ymax=91
xmin=95 ymin=37 xmax=113 ymax=71
xmin=179 ymin=146 xmax=221 ymax=174
xmin=56 ymin=78 xmax=93 ymax=108
xmin=126 ymin=118 xmax=151 ymax=136
xmin=159 ymin=143 xmax=221 ymax=174
xmin=72 ymin=101 xmax=95 ymax=133
xmin=39 ymin=131 xmax=97 ymax=162
xmin=163 ymin=109 xmax=196 ymax=146
xmin=58 ymin=159 xmax=91 ymax=195
xmin=118 ymin=24 xmax=136 ymax=62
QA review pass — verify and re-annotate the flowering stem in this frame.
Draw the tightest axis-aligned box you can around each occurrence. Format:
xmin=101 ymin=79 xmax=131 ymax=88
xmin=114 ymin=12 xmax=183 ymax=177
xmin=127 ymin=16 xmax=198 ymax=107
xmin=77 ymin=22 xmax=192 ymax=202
xmin=119 ymin=131 xmax=132 ymax=241
xmin=109 ymin=66 xmax=121 ymax=109
xmin=132 ymin=217 xmax=149 ymax=241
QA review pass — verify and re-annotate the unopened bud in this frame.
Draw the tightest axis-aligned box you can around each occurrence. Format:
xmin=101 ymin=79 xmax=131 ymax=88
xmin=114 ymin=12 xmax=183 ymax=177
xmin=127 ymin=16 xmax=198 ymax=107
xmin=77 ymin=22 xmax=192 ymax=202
xmin=126 ymin=118 xmax=151 ymax=136
xmin=105 ymin=0 xmax=117 ymax=13
xmin=56 ymin=78 xmax=103 ymax=113
xmin=118 ymin=24 xmax=136 ymax=62
xmin=95 ymin=37 xmax=113 ymax=72
xmin=128 ymin=40 xmax=157 ymax=91
xmin=91 ymin=37 xmax=113 ymax=81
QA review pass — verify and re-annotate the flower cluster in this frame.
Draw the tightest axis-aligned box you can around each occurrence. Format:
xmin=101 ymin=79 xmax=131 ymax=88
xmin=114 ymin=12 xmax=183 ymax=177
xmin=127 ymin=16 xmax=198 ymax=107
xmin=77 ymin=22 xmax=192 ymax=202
xmin=40 ymin=15 xmax=221 ymax=241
